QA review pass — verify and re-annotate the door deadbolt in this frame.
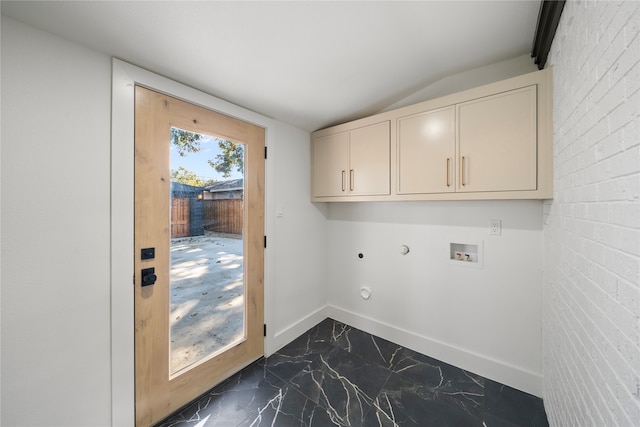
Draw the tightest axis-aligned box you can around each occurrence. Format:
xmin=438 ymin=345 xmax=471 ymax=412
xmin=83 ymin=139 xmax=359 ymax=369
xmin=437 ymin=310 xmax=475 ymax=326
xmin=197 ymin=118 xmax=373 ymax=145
xmin=141 ymin=267 xmax=157 ymax=287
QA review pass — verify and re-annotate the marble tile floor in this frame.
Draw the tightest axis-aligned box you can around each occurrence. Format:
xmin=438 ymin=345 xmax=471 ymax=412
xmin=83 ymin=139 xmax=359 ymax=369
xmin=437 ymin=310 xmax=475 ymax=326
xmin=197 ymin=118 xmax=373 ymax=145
xmin=156 ymin=318 xmax=548 ymax=427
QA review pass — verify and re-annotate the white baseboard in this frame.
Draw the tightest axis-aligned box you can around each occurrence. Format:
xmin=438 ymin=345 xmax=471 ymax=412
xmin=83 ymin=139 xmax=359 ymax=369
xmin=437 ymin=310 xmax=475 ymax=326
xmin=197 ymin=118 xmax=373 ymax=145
xmin=268 ymin=305 xmax=328 ymax=356
xmin=327 ymin=305 xmax=543 ymax=397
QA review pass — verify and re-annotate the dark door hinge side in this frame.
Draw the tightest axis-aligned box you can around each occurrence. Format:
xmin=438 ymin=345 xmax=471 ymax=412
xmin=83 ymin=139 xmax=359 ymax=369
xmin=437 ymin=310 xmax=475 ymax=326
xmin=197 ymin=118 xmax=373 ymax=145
xmin=264 ymin=235 xmax=267 ymax=248
xmin=264 ymin=324 xmax=267 ymax=337
xmin=264 ymin=146 xmax=268 ymax=159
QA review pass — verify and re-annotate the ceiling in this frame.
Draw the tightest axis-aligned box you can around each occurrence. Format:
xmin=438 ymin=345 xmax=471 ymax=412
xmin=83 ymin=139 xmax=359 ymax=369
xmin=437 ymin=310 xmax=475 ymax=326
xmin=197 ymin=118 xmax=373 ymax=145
xmin=1 ymin=1 xmax=541 ymax=132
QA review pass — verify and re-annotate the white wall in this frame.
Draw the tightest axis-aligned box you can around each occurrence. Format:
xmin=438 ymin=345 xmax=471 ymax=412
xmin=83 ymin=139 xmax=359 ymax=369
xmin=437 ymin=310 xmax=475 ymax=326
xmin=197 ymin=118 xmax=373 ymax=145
xmin=326 ymin=200 xmax=544 ymax=396
xmin=1 ymin=17 xmax=113 ymax=425
xmin=270 ymin=124 xmax=329 ymax=351
xmin=543 ymin=1 xmax=640 ymax=426
xmin=1 ymin=16 xmax=326 ymax=427
xmin=380 ymin=54 xmax=538 ymax=112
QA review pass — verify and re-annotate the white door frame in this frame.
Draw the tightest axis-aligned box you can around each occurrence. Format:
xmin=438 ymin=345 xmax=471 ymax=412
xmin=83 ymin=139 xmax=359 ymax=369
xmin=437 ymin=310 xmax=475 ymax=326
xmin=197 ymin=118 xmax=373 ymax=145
xmin=110 ymin=59 xmax=276 ymax=426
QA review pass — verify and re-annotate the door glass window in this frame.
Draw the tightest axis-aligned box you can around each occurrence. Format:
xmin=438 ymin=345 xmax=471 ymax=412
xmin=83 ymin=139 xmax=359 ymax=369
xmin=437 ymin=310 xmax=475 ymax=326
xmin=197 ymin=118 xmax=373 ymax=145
xmin=169 ymin=127 xmax=245 ymax=375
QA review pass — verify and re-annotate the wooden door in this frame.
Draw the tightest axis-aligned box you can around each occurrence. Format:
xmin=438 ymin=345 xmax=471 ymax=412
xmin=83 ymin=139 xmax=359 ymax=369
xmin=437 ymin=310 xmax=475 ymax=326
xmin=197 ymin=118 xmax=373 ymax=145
xmin=171 ymin=197 xmax=190 ymax=237
xmin=457 ymin=85 xmax=537 ymax=192
xmin=134 ymin=86 xmax=265 ymax=426
xmin=398 ymin=107 xmax=455 ymax=194
xmin=348 ymin=121 xmax=390 ymax=196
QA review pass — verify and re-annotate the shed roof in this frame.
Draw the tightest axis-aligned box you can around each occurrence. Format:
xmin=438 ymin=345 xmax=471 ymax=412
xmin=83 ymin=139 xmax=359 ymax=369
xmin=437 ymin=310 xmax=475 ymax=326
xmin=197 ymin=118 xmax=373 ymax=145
xmin=205 ymin=179 xmax=243 ymax=193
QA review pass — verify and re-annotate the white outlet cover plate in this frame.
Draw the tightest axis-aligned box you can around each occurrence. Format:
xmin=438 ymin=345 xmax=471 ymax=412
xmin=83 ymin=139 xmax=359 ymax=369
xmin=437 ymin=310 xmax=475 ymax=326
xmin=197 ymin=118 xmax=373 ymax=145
xmin=489 ymin=219 xmax=501 ymax=235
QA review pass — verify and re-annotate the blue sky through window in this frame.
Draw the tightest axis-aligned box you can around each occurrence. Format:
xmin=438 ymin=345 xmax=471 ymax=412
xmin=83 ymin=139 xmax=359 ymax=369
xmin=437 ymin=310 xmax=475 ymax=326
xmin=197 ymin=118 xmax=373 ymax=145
xmin=170 ymin=134 xmax=243 ymax=183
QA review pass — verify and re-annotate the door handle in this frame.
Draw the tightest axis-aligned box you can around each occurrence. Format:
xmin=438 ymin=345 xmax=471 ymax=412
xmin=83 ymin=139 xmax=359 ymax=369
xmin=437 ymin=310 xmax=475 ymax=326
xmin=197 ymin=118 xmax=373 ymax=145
xmin=141 ymin=267 xmax=157 ymax=287
xmin=461 ymin=156 xmax=466 ymax=186
xmin=446 ymin=158 xmax=450 ymax=187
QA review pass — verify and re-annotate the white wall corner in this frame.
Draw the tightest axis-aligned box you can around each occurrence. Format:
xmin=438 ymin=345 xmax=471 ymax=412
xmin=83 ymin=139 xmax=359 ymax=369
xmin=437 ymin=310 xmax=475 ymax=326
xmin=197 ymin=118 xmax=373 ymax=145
xmin=327 ymin=305 xmax=543 ymax=397
xmin=379 ymin=54 xmax=538 ymax=112
xmin=270 ymin=306 xmax=329 ymax=355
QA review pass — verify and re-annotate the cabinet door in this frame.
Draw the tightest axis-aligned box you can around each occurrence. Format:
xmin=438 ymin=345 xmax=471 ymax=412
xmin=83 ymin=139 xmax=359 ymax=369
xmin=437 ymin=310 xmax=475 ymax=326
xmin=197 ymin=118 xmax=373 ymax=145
xmin=457 ymin=86 xmax=537 ymax=192
xmin=398 ymin=107 xmax=455 ymax=194
xmin=349 ymin=121 xmax=390 ymax=196
xmin=312 ymin=132 xmax=349 ymax=197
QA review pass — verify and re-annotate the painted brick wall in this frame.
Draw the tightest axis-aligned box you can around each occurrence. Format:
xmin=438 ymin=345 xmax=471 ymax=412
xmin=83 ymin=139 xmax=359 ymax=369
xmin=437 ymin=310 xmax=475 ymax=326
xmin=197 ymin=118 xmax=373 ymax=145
xmin=543 ymin=1 xmax=640 ymax=426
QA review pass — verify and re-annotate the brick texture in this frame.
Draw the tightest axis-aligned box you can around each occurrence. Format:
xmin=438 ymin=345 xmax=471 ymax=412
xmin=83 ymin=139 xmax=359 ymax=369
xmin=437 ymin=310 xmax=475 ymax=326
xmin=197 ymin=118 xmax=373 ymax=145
xmin=543 ymin=1 xmax=640 ymax=426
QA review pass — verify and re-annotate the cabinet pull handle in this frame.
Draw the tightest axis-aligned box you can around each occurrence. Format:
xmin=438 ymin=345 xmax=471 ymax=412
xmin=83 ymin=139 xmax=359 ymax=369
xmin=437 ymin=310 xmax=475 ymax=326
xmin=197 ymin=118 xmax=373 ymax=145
xmin=342 ymin=170 xmax=346 ymax=192
xmin=350 ymin=169 xmax=354 ymax=191
xmin=446 ymin=158 xmax=451 ymax=187
xmin=461 ymin=156 xmax=466 ymax=186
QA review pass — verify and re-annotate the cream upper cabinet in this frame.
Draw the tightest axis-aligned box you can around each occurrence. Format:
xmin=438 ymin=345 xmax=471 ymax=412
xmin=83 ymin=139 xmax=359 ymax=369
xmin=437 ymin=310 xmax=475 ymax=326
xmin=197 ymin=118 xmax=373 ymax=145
xmin=310 ymin=68 xmax=552 ymax=201
xmin=398 ymin=106 xmax=455 ymax=194
xmin=312 ymin=132 xmax=349 ymax=197
xmin=349 ymin=122 xmax=390 ymax=195
xmin=457 ymin=86 xmax=537 ymax=192
xmin=312 ymin=121 xmax=390 ymax=198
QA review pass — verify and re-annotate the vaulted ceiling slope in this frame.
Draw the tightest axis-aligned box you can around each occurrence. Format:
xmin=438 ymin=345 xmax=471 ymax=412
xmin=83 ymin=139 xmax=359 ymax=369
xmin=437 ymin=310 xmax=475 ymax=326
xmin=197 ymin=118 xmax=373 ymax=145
xmin=1 ymin=1 xmax=541 ymax=132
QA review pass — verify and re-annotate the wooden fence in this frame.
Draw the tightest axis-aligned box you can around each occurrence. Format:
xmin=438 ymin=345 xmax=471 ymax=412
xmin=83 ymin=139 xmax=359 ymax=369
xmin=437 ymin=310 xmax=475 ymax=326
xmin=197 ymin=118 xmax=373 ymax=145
xmin=203 ymin=199 xmax=243 ymax=235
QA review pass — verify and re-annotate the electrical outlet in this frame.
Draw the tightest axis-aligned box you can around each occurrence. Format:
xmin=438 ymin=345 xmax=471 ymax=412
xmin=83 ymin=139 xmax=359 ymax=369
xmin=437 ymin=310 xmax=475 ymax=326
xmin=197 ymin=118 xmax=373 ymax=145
xmin=489 ymin=219 xmax=501 ymax=235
